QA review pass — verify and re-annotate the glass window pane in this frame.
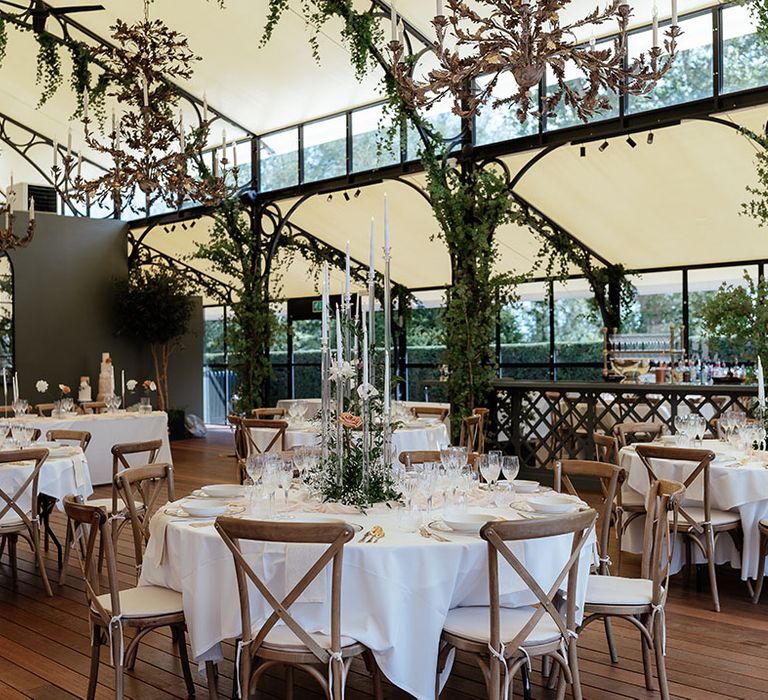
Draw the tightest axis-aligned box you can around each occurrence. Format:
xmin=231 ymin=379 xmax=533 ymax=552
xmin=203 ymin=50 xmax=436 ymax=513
xmin=500 ymin=281 xmax=550 ymax=378
xmin=722 ymin=4 xmax=768 ymax=94
xmin=352 ymin=104 xmax=400 ymax=172
xmin=259 ymin=128 xmax=298 ymax=192
xmin=623 ymin=271 xmax=682 ymax=334
xmin=406 ymin=98 xmax=462 ymax=161
xmin=474 ymin=74 xmax=539 ymax=146
xmin=545 ymin=40 xmax=619 ymax=131
xmin=303 ymin=116 xmax=347 ymax=183
xmin=628 ymin=13 xmax=713 ymax=113
xmin=688 ymin=265 xmax=759 ymax=361
xmin=553 ymin=279 xmax=603 ymax=378
xmin=406 ymin=290 xmax=447 ymax=401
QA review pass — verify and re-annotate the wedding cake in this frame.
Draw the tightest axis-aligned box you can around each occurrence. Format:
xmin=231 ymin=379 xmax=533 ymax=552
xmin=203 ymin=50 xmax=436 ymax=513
xmin=78 ymin=376 xmax=92 ymax=403
xmin=96 ymin=352 xmax=115 ymax=400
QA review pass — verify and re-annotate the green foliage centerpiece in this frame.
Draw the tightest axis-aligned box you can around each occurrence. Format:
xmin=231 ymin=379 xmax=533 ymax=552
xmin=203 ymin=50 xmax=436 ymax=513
xmin=309 ymin=216 xmax=398 ymax=508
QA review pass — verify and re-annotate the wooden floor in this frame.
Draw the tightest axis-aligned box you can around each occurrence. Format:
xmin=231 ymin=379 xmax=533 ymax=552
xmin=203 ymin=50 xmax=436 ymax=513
xmin=1 ymin=428 xmax=768 ymax=699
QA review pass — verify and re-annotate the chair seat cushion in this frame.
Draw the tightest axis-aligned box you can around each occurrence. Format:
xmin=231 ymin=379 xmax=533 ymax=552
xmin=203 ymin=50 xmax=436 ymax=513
xmin=671 ymin=506 xmax=739 ymax=527
xmin=86 ymin=497 xmax=143 ymax=514
xmin=94 ymin=585 xmax=183 ymax=618
xmin=585 ymin=575 xmax=654 ymax=606
xmin=443 ymin=606 xmax=562 ymax=647
xmin=262 ymin=625 xmax=358 ymax=651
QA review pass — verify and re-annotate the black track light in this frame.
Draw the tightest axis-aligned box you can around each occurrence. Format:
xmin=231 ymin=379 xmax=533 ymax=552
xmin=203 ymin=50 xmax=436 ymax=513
xmin=647 ymin=131 xmax=654 ymax=145
xmin=343 ymin=191 xmax=350 ymax=201
xmin=579 ymin=146 xmax=586 ymax=158
xmin=626 ymin=135 xmax=637 ymax=148
xmin=354 ymin=189 xmax=361 ymax=198
xmin=599 ymin=140 xmax=609 ymax=152
xmin=326 ymin=194 xmax=333 ymax=202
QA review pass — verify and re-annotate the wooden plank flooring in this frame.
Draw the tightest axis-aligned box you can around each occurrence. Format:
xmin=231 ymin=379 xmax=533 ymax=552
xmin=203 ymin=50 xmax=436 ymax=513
xmin=1 ymin=427 xmax=767 ymax=699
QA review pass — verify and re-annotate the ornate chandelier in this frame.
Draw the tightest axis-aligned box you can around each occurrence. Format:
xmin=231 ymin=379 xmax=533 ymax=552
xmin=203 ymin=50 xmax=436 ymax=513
xmin=388 ymin=0 xmax=681 ymax=124
xmin=0 ymin=178 xmax=35 ymax=252
xmin=70 ymin=0 xmax=225 ymax=217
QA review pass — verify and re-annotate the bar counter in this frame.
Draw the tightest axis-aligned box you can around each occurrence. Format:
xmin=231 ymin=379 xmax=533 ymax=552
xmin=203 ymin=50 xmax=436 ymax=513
xmin=490 ymin=378 xmax=757 ymax=468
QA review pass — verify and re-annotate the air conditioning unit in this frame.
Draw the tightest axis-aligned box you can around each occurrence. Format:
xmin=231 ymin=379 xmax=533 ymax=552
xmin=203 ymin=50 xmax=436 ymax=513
xmin=8 ymin=183 xmax=57 ymax=213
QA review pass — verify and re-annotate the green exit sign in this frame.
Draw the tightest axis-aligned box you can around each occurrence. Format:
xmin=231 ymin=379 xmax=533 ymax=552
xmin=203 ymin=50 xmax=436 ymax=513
xmin=312 ymin=300 xmax=323 ymax=314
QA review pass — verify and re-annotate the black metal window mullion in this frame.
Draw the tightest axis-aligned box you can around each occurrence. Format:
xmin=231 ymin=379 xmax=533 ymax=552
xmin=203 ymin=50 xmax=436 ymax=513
xmin=548 ymin=280 xmax=556 ymax=381
xmin=682 ymin=268 xmax=690 ymax=355
xmin=298 ymin=124 xmax=305 ymax=184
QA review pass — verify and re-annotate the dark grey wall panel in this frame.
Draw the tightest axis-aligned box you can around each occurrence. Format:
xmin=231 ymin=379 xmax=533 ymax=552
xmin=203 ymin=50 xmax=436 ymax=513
xmin=7 ymin=212 xmax=203 ymax=417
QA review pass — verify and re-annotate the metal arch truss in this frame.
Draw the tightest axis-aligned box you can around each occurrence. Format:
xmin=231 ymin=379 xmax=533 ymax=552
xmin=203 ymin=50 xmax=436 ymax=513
xmin=0 ymin=110 xmax=110 ymax=217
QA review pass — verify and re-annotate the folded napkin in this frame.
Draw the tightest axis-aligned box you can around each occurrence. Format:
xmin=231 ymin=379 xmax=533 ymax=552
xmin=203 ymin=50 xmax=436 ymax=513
xmin=284 ymin=543 xmax=330 ymax=603
xmin=72 ymin=454 xmax=86 ymax=488
xmin=151 ymin=503 xmax=178 ymax=568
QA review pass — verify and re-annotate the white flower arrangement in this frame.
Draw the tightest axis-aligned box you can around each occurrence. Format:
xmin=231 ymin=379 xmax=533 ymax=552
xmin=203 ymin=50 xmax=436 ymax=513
xmin=35 ymin=380 xmax=48 ymax=393
xmin=126 ymin=379 xmax=138 ymax=391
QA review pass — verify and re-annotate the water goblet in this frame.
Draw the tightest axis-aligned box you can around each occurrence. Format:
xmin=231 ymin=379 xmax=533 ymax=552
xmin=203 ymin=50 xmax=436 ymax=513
xmin=502 ymin=456 xmax=520 ymax=482
xmin=417 ymin=463 xmax=439 ymax=522
xmin=261 ymin=463 xmax=281 ymax=518
xmin=493 ymin=481 xmax=516 ymax=509
xmin=278 ymin=460 xmax=293 ymax=505
xmin=486 ymin=451 xmax=502 ymax=490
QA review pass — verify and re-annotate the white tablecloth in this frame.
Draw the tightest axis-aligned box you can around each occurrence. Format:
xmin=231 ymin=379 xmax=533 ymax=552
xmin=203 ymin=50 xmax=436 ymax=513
xmin=0 ymin=445 xmax=93 ymax=516
xmin=620 ymin=439 xmax=768 ymax=579
xmin=18 ymin=412 xmax=172 ymax=485
xmin=140 ymin=491 xmax=594 ymax=699
xmin=251 ymin=423 xmax=450 ymax=467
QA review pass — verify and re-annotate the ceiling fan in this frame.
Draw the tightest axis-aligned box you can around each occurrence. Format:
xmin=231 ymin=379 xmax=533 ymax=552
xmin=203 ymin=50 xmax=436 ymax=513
xmin=0 ymin=0 xmax=105 ymax=33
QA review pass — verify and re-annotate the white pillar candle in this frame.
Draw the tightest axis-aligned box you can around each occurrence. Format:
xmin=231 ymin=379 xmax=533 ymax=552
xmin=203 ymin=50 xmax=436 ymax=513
xmin=335 ymin=305 xmax=343 ymax=368
xmin=345 ymin=240 xmax=351 ymax=304
xmin=759 ymin=356 xmax=765 ymax=408
xmin=29 ymin=197 xmax=35 ymax=221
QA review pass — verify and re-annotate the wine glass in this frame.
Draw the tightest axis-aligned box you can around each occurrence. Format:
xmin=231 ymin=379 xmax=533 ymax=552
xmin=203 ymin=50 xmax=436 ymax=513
xmin=278 ymin=460 xmax=293 ymax=505
xmin=502 ymin=456 xmax=520 ymax=482
xmin=486 ymin=451 xmax=502 ymax=490
xmin=261 ymin=463 xmax=281 ymax=517
xmin=478 ymin=455 xmax=492 ymax=489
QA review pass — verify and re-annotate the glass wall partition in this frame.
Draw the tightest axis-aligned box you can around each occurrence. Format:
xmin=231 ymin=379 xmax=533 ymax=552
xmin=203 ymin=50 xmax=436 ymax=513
xmin=203 ymin=305 xmax=232 ymax=424
xmin=259 ymin=128 xmax=299 ymax=192
xmin=499 ymin=280 xmax=551 ymax=379
xmin=553 ymin=279 xmax=604 ymax=380
xmin=406 ymin=289 xmax=448 ymax=402
xmin=352 ymin=103 xmax=401 ymax=172
xmin=721 ymin=4 xmax=768 ymax=93
xmin=303 ymin=115 xmax=347 ymax=183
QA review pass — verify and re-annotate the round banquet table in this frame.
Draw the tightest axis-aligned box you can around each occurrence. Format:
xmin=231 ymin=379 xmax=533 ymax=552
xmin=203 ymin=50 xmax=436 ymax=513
xmin=250 ymin=421 xmax=450 ymax=466
xmin=18 ymin=411 xmax=172 ymax=485
xmin=0 ymin=443 xmax=93 ymax=515
xmin=140 ymin=488 xmax=595 ymax=700
xmin=619 ymin=438 xmax=768 ymax=580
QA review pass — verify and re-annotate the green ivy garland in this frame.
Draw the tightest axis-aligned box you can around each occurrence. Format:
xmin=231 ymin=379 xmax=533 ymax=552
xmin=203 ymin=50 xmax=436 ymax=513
xmin=34 ymin=33 xmax=61 ymax=107
xmin=0 ymin=17 xmax=7 ymax=65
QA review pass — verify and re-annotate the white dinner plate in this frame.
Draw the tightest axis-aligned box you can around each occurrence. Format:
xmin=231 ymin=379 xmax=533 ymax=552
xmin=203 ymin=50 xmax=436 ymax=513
xmin=526 ymin=493 xmax=583 ymax=514
xmin=442 ymin=513 xmax=505 ymax=533
xmin=179 ymin=500 xmax=228 ymax=518
xmin=201 ymin=484 xmax=245 ymax=499
xmin=512 ymin=480 xmax=540 ymax=493
xmin=290 ymin=513 xmax=364 ymax=532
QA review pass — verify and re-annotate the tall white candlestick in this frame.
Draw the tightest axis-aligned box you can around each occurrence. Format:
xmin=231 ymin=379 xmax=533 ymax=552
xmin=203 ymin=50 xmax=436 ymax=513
xmin=436 ymin=0 xmax=442 ymax=17
xmin=759 ymin=356 xmax=765 ymax=409
xmin=384 ymin=352 xmax=390 ymax=414
xmin=13 ymin=372 xmax=18 ymax=402
xmin=384 ymin=194 xmax=390 ymax=256
xmin=321 ymin=263 xmax=329 ymax=344
xmin=3 ymin=368 xmax=7 ymax=405
xmin=671 ymin=0 xmax=678 ymax=24
xmin=121 ymin=370 xmax=125 ymax=402
xmin=652 ymin=4 xmax=659 ymax=47
xmin=29 ymin=197 xmax=34 ymax=221
xmin=391 ymin=1 xmax=397 ymax=40
xmin=344 ymin=241 xmax=351 ymax=304
xmin=363 ymin=320 xmax=369 ymax=386
xmin=335 ymin=306 xmax=343 ymax=369
xmin=369 ymin=218 xmax=375 ymax=277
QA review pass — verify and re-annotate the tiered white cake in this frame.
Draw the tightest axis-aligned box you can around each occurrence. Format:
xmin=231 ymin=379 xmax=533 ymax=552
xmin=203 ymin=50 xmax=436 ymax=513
xmin=78 ymin=376 xmax=92 ymax=403
xmin=96 ymin=352 xmax=115 ymax=400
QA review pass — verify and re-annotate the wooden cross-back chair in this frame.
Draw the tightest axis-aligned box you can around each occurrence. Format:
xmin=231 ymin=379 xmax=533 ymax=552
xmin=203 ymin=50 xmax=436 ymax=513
xmin=411 ymin=405 xmax=449 ymax=423
xmin=473 ymin=407 xmax=490 ymax=452
xmin=459 ymin=414 xmax=484 ymax=454
xmin=251 ymin=407 xmax=287 ymax=420
xmin=60 ymin=439 xmax=163 ymax=586
xmin=46 ymin=429 xmax=92 ymax=452
xmin=579 ymin=479 xmax=685 ymax=700
xmin=0 ymin=448 xmax=52 ymax=596
xmin=437 ymin=510 xmax=597 ymax=700
xmin=62 ymin=496 xmax=195 ymax=700
xmin=36 ymin=402 xmax=57 ymax=416
xmin=398 ymin=449 xmax=479 ymax=473
xmin=80 ymin=401 xmax=108 ymax=414
xmin=4 ymin=424 xmax=42 ymax=442
xmin=241 ymin=418 xmax=288 ymax=456
xmin=635 ymin=445 xmax=738 ymax=612
xmin=753 ymin=520 xmax=768 ymax=603
xmin=593 ymin=431 xmax=644 ymax=574
xmin=115 ymin=464 xmax=175 ymax=580
xmin=0 ymin=404 xmax=13 ymax=417
xmin=613 ymin=421 xmax=664 ymax=448
xmin=214 ymin=517 xmax=383 ymax=700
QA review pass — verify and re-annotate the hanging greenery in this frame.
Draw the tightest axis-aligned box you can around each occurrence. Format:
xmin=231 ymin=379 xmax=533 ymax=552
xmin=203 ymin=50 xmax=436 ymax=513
xmin=742 ymin=0 xmax=768 ymax=41
xmin=34 ymin=33 xmax=62 ymax=107
xmin=0 ymin=17 xmax=7 ymax=65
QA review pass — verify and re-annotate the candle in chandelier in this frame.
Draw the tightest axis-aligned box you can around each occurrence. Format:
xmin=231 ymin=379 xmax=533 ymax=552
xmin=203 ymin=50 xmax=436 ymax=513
xmin=759 ymin=356 xmax=765 ymax=409
xmin=203 ymin=93 xmax=208 ymax=123
xmin=179 ymin=112 xmax=186 ymax=150
xmin=83 ymin=88 xmax=89 ymax=122
xmin=362 ymin=320 xmax=369 ymax=386
xmin=52 ymin=140 xmax=58 ymax=169
xmin=29 ymin=196 xmax=34 ymax=221
xmin=221 ymin=129 xmax=227 ymax=160
xmin=391 ymin=0 xmax=397 ymax=40
xmin=142 ymin=75 xmax=149 ymax=107
xmin=652 ymin=3 xmax=659 ymax=47
xmin=76 ymin=153 xmax=82 ymax=179
xmin=335 ymin=305 xmax=343 ymax=368
xmin=436 ymin=0 xmax=442 ymax=16
xmin=384 ymin=193 xmax=390 ymax=256
xmin=111 ymin=108 xmax=116 ymax=134
xmin=590 ymin=28 xmax=596 ymax=50
xmin=66 ymin=128 xmax=72 ymax=161
xmin=232 ymin=141 xmax=238 ymax=169
xmin=672 ymin=0 xmax=678 ymax=25
xmin=344 ymin=240 xmax=351 ymax=304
